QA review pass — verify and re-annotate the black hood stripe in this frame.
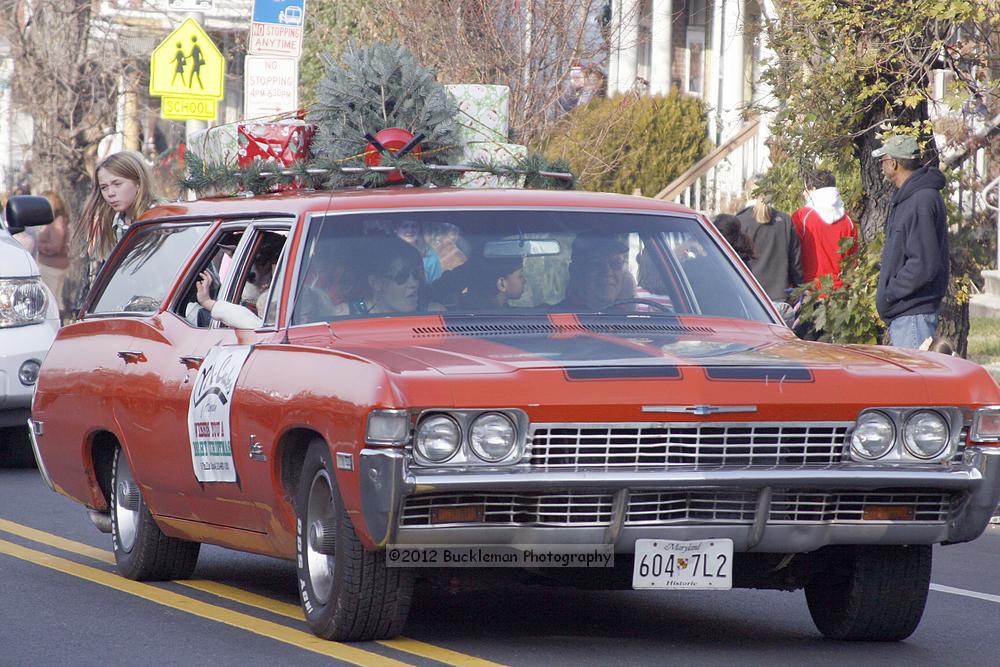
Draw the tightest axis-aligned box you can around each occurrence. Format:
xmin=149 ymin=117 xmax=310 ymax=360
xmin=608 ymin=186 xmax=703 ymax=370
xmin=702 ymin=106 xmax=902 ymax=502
xmin=566 ymin=366 xmax=682 ymax=380
xmin=704 ymin=366 xmax=814 ymax=382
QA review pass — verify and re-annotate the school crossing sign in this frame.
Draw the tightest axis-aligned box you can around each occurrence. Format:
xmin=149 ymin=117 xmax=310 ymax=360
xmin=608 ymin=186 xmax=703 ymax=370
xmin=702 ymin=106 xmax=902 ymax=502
xmin=150 ymin=18 xmax=225 ymax=121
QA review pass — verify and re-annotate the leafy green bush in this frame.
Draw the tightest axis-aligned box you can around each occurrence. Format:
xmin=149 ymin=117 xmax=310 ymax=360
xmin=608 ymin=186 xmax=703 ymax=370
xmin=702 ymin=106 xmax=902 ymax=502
xmin=792 ymin=235 xmax=884 ymax=344
xmin=541 ymin=92 xmax=712 ymax=196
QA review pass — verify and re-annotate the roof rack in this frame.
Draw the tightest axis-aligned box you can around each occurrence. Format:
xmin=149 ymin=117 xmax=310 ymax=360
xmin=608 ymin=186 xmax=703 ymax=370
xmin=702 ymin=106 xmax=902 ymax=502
xmin=257 ymin=164 xmax=575 ymax=182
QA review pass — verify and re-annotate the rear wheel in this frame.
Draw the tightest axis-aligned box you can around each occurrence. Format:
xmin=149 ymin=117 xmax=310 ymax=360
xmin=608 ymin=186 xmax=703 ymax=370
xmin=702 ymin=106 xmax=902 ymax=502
xmin=295 ymin=440 xmax=413 ymax=641
xmin=110 ymin=446 xmax=200 ymax=580
xmin=805 ymin=544 xmax=931 ymax=641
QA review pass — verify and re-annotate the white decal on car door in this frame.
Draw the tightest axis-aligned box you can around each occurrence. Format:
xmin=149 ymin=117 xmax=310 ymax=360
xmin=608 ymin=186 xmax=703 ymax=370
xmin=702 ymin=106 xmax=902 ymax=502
xmin=188 ymin=345 xmax=253 ymax=482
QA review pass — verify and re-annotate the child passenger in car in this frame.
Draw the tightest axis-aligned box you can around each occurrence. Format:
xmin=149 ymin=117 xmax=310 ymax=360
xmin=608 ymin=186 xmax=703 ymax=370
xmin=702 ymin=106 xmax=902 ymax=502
xmin=460 ymin=256 xmax=525 ymax=308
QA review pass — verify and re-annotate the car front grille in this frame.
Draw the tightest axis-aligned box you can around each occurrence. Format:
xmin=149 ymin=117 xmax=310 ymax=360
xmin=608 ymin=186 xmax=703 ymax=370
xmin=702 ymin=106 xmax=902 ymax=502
xmin=400 ymin=492 xmax=615 ymax=527
xmin=399 ymin=489 xmax=955 ymax=528
xmin=528 ymin=422 xmax=853 ymax=469
xmin=625 ymin=490 xmax=954 ymax=525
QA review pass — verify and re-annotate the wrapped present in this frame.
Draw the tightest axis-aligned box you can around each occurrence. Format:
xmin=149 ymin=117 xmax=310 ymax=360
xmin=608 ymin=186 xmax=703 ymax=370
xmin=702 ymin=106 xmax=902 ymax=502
xmin=187 ymin=124 xmax=240 ymax=166
xmin=445 ymin=84 xmax=510 ymax=145
xmin=458 ymin=142 xmax=527 ymax=188
xmin=237 ymin=120 xmax=315 ymax=169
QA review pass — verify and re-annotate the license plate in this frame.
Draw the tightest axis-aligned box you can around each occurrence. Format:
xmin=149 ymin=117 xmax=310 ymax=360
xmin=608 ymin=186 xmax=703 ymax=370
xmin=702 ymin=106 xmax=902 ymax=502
xmin=632 ymin=539 xmax=733 ymax=589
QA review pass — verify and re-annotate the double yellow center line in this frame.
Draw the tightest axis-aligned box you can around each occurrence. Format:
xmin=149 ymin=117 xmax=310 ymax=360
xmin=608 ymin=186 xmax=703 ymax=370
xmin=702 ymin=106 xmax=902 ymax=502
xmin=0 ymin=518 xmax=504 ymax=667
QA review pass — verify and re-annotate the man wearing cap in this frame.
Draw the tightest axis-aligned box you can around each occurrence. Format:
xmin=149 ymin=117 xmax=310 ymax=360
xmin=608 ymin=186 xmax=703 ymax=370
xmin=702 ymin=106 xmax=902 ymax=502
xmin=872 ymin=135 xmax=949 ymax=348
xmin=559 ymin=232 xmax=634 ymax=311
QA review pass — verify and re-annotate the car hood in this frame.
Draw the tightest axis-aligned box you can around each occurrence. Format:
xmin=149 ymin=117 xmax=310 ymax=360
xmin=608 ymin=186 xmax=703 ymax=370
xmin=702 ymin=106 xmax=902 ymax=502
xmin=324 ymin=316 xmax=960 ymax=380
xmin=298 ymin=316 xmax=998 ymax=415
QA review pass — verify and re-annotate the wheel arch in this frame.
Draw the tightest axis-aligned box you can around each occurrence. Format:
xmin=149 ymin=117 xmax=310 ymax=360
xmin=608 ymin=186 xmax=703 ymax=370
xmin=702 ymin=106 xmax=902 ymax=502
xmin=277 ymin=427 xmax=325 ymax=504
xmin=87 ymin=430 xmax=121 ymax=512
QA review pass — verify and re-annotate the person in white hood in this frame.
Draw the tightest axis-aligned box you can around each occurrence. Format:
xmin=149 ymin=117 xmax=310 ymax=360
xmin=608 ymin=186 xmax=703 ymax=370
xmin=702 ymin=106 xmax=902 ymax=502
xmin=792 ymin=170 xmax=858 ymax=288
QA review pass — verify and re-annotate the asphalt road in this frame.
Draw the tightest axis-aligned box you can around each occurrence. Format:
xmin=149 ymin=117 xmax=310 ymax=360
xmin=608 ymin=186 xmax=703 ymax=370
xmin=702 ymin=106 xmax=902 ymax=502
xmin=1 ymin=464 xmax=998 ymax=667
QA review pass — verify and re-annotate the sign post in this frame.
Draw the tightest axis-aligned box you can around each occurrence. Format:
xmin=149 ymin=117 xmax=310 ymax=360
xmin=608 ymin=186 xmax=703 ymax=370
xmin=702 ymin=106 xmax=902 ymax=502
xmin=149 ymin=18 xmax=225 ymax=122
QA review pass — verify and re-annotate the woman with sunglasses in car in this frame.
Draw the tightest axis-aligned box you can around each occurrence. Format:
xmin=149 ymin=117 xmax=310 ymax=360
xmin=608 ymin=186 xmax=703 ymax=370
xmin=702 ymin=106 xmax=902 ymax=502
xmin=364 ymin=236 xmax=425 ymax=314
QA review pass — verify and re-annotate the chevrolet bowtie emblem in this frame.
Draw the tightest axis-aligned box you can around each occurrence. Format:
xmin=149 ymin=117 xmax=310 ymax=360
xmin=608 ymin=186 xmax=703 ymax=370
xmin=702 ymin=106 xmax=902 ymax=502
xmin=642 ymin=405 xmax=759 ymax=415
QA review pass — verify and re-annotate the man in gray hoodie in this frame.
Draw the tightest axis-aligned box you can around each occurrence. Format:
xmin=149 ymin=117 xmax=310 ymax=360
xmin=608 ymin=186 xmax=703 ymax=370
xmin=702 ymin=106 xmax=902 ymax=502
xmin=873 ymin=135 xmax=949 ymax=348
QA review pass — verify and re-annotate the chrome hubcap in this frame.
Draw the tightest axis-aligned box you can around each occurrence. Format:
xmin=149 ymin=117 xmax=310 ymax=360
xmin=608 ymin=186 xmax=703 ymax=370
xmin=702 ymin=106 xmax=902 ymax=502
xmin=114 ymin=451 xmax=140 ymax=552
xmin=305 ymin=470 xmax=337 ymax=604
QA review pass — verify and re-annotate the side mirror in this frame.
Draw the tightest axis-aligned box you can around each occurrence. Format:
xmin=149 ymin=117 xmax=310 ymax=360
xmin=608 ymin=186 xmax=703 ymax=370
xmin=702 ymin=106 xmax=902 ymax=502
xmin=4 ymin=195 xmax=54 ymax=234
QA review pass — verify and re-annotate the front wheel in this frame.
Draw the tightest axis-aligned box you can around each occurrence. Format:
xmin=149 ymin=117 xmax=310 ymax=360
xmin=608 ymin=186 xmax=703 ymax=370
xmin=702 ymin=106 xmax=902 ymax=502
xmin=805 ymin=544 xmax=931 ymax=641
xmin=296 ymin=440 xmax=413 ymax=641
xmin=110 ymin=446 xmax=200 ymax=580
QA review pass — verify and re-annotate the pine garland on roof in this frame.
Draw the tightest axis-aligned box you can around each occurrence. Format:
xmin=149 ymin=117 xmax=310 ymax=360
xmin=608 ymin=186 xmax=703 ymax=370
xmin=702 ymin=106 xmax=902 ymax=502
xmin=179 ymin=42 xmax=575 ymax=196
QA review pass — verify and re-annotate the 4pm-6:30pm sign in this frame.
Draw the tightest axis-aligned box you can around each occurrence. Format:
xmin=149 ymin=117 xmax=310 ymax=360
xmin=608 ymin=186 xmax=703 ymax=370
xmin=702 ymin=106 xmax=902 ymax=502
xmin=244 ymin=56 xmax=298 ymax=119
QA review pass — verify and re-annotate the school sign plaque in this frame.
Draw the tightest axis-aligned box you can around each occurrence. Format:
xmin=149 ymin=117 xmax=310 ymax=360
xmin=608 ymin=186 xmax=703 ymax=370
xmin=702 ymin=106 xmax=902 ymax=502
xmin=150 ymin=18 xmax=225 ymax=121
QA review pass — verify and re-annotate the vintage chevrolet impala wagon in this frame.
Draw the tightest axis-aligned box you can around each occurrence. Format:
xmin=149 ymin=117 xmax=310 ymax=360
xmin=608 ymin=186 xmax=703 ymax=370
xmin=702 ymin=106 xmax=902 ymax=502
xmin=28 ymin=187 xmax=1000 ymax=642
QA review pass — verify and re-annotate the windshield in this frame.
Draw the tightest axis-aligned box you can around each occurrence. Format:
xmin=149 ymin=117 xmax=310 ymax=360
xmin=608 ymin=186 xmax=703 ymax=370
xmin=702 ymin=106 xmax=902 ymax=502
xmin=289 ymin=209 xmax=772 ymax=325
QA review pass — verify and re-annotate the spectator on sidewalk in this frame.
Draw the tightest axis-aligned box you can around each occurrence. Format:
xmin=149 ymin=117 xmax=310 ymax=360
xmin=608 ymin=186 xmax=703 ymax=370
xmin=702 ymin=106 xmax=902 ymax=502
xmin=792 ymin=170 xmax=858 ymax=289
xmin=872 ymin=135 xmax=949 ymax=349
xmin=736 ymin=180 xmax=803 ymax=302
xmin=37 ymin=191 xmax=70 ymax=320
xmin=713 ymin=213 xmax=757 ymax=266
xmin=70 ymin=151 xmax=160 ymax=315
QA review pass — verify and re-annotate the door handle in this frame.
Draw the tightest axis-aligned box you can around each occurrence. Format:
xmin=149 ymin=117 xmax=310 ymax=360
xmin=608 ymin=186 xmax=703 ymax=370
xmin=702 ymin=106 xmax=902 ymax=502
xmin=179 ymin=355 xmax=204 ymax=371
xmin=117 ymin=350 xmax=147 ymax=364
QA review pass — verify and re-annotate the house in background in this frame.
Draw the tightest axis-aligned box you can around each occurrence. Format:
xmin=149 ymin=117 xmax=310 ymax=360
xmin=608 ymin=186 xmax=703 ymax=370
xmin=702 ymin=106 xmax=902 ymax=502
xmin=0 ymin=38 xmax=33 ymax=194
xmin=604 ymin=0 xmax=775 ymax=213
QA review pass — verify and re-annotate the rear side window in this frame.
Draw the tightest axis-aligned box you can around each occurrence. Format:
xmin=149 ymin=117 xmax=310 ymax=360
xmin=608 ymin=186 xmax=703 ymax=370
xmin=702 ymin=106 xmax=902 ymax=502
xmin=90 ymin=224 xmax=207 ymax=315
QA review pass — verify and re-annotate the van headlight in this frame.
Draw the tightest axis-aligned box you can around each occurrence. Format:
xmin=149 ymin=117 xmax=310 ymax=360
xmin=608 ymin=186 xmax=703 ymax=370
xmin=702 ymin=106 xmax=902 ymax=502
xmin=902 ymin=410 xmax=950 ymax=459
xmin=0 ymin=278 xmax=48 ymax=328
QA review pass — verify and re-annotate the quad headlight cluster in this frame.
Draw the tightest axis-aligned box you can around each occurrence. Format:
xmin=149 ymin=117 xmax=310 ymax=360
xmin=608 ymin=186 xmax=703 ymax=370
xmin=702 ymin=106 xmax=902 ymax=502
xmin=413 ymin=410 xmax=525 ymax=465
xmin=364 ymin=408 xmax=527 ymax=465
xmin=850 ymin=408 xmax=962 ymax=463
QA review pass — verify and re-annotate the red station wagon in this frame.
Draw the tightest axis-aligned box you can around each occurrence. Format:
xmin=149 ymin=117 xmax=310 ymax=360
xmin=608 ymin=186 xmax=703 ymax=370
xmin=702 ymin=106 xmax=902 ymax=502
xmin=28 ymin=187 xmax=1000 ymax=642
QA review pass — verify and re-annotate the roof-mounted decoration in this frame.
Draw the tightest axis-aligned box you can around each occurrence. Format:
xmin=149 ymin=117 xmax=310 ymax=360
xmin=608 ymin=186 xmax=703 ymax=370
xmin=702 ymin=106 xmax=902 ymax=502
xmin=182 ymin=42 xmax=573 ymax=196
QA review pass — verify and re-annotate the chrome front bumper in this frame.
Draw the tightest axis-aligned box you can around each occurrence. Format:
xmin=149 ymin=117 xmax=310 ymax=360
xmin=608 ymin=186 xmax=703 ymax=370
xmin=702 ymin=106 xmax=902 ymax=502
xmin=358 ymin=447 xmax=1000 ymax=553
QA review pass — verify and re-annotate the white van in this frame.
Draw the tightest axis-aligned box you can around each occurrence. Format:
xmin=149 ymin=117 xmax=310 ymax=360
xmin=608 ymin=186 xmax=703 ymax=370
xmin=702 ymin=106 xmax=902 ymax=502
xmin=0 ymin=196 xmax=59 ymax=466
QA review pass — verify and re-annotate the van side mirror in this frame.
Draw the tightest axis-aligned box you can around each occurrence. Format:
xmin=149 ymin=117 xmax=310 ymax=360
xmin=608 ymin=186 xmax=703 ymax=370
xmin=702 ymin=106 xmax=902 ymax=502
xmin=4 ymin=195 xmax=54 ymax=234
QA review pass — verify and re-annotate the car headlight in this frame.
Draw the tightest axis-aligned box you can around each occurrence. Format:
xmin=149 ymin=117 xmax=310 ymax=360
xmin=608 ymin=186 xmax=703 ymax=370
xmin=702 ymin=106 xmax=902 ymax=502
xmin=851 ymin=411 xmax=895 ymax=460
xmin=902 ymin=410 xmax=950 ymax=459
xmin=0 ymin=278 xmax=48 ymax=328
xmin=469 ymin=412 xmax=516 ymax=462
xmin=415 ymin=415 xmax=461 ymax=462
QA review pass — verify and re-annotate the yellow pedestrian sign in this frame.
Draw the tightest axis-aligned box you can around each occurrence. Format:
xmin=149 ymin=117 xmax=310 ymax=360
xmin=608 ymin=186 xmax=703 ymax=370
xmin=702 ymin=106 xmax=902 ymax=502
xmin=150 ymin=18 xmax=225 ymax=100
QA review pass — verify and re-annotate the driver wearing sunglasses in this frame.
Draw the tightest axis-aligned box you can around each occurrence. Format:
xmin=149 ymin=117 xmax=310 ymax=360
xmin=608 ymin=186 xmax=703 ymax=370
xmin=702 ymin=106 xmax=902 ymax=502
xmin=365 ymin=236 xmax=425 ymax=314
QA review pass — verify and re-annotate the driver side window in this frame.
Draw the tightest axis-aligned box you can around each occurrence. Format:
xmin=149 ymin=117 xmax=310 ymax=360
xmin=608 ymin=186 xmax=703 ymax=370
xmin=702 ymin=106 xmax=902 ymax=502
xmin=173 ymin=229 xmax=244 ymax=327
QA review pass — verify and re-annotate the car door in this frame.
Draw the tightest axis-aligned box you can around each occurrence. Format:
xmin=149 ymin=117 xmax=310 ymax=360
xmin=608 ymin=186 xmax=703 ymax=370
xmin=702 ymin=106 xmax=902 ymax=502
xmin=175 ymin=224 xmax=292 ymax=533
xmin=118 ymin=222 xmax=291 ymax=533
xmin=81 ymin=220 xmax=210 ymax=506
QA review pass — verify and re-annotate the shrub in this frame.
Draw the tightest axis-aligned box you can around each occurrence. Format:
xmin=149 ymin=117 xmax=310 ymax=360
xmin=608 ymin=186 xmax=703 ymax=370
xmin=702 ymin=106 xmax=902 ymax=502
xmin=541 ymin=92 xmax=712 ymax=196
